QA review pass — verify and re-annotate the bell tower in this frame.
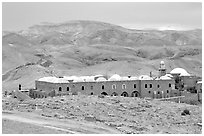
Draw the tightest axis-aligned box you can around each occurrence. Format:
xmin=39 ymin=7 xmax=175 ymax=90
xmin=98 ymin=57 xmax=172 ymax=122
xmin=158 ymin=61 xmax=166 ymax=77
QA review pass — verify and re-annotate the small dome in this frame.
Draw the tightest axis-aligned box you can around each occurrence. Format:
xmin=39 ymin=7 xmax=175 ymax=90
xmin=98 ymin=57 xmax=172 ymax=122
xmin=170 ymin=68 xmax=190 ymax=76
xmin=129 ymin=76 xmax=139 ymax=80
xmin=165 ymin=74 xmax=173 ymax=78
xmin=108 ymin=74 xmax=121 ymax=81
xmin=96 ymin=77 xmax=107 ymax=82
xmin=38 ymin=77 xmax=69 ymax=83
xmin=139 ymin=75 xmax=153 ymax=80
xmin=160 ymin=76 xmax=172 ymax=80
xmin=121 ymin=76 xmax=130 ymax=81
xmin=84 ymin=76 xmax=95 ymax=82
xmin=73 ymin=77 xmax=84 ymax=82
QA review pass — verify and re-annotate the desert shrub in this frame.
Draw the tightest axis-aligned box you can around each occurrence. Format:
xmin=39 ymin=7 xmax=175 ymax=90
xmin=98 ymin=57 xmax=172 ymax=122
xmin=183 ymin=109 xmax=190 ymax=115
xmin=181 ymin=109 xmax=190 ymax=116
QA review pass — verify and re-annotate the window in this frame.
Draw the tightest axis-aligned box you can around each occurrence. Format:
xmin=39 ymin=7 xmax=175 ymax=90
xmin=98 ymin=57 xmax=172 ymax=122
xmin=149 ymin=91 xmax=151 ymax=94
xmin=134 ymin=84 xmax=137 ymax=88
xmin=82 ymin=86 xmax=85 ymax=90
xmin=122 ymin=84 xmax=126 ymax=89
xmin=19 ymin=84 xmax=21 ymax=90
xmin=167 ymin=90 xmax=169 ymax=93
xmin=145 ymin=84 xmax=148 ymax=88
xmin=59 ymin=87 xmax=62 ymax=91
xmin=169 ymin=83 xmax=171 ymax=87
xmin=90 ymin=92 xmax=93 ymax=95
xmin=91 ymin=86 xmax=93 ymax=90
xmin=157 ymin=85 xmax=160 ymax=88
xmin=112 ymin=84 xmax=116 ymax=89
xmin=158 ymin=91 xmax=160 ymax=94
xmin=149 ymin=84 xmax=152 ymax=88
xmin=67 ymin=87 xmax=69 ymax=91
xmin=102 ymin=85 xmax=105 ymax=90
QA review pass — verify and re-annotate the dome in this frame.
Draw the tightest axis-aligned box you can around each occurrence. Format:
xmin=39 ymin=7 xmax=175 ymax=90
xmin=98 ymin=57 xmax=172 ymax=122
xmin=83 ymin=76 xmax=95 ymax=82
xmin=165 ymin=74 xmax=173 ymax=78
xmin=73 ymin=77 xmax=84 ymax=82
xmin=129 ymin=76 xmax=139 ymax=80
xmin=96 ymin=77 xmax=107 ymax=82
xmin=121 ymin=76 xmax=130 ymax=81
xmin=139 ymin=75 xmax=153 ymax=80
xmin=108 ymin=74 xmax=121 ymax=81
xmin=170 ymin=68 xmax=190 ymax=76
xmin=160 ymin=61 xmax=164 ymax=65
xmin=159 ymin=76 xmax=172 ymax=80
xmin=38 ymin=77 xmax=69 ymax=83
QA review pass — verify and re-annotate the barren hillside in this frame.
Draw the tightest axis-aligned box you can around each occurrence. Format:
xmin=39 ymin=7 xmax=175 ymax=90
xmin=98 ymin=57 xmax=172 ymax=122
xmin=2 ymin=20 xmax=202 ymax=91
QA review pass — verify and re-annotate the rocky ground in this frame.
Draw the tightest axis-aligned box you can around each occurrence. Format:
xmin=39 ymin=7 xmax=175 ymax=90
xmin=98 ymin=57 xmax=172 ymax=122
xmin=2 ymin=94 xmax=202 ymax=134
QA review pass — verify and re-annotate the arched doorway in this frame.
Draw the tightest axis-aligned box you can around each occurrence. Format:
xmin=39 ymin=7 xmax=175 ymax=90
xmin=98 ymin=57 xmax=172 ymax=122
xmin=111 ymin=92 xmax=118 ymax=96
xmin=121 ymin=92 xmax=128 ymax=97
xmin=131 ymin=91 xmax=140 ymax=97
xmin=101 ymin=92 xmax=108 ymax=96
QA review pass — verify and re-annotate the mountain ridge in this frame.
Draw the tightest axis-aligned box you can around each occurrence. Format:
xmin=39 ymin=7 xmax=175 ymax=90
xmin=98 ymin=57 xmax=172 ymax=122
xmin=2 ymin=20 xmax=202 ymax=91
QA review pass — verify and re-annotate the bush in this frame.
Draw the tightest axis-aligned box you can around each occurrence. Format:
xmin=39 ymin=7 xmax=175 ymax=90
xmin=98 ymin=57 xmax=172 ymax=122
xmin=181 ymin=109 xmax=190 ymax=116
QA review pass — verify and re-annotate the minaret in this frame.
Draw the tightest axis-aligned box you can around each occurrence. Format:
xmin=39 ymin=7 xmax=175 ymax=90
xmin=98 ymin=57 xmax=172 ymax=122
xmin=158 ymin=61 xmax=166 ymax=77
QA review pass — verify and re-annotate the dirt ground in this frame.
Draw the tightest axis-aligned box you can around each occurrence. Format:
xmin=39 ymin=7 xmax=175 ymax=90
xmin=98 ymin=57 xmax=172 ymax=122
xmin=2 ymin=95 xmax=202 ymax=134
xmin=2 ymin=119 xmax=68 ymax=134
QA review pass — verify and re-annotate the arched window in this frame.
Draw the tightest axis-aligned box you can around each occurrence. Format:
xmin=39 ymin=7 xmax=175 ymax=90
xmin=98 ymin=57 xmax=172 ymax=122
xmin=112 ymin=84 xmax=116 ymax=89
xmin=149 ymin=84 xmax=152 ymax=88
xmin=102 ymin=84 xmax=105 ymax=90
xmin=91 ymin=86 xmax=93 ymax=90
xmin=131 ymin=91 xmax=139 ymax=97
xmin=67 ymin=87 xmax=69 ymax=91
xmin=122 ymin=84 xmax=126 ymax=89
xmin=121 ymin=92 xmax=128 ymax=97
xmin=167 ymin=90 xmax=169 ymax=93
xmin=59 ymin=87 xmax=62 ymax=91
xmin=149 ymin=91 xmax=151 ymax=94
xmin=145 ymin=84 xmax=148 ymax=88
xmin=134 ymin=84 xmax=137 ymax=88
xmin=101 ymin=92 xmax=108 ymax=96
xmin=111 ymin=92 xmax=118 ymax=96
xmin=169 ymin=83 xmax=171 ymax=87
xmin=157 ymin=84 xmax=160 ymax=88
xmin=82 ymin=86 xmax=85 ymax=90
xmin=90 ymin=92 xmax=93 ymax=95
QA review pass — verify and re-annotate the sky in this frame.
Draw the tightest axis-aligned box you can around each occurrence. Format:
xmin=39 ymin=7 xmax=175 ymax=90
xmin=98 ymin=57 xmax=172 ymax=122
xmin=2 ymin=2 xmax=202 ymax=31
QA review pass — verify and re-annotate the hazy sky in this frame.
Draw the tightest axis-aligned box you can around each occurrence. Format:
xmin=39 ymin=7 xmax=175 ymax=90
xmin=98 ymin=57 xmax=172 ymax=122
xmin=2 ymin=2 xmax=202 ymax=31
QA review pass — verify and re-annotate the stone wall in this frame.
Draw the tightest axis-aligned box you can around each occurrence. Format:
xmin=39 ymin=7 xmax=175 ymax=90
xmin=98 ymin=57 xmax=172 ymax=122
xmin=32 ymin=79 xmax=177 ymax=99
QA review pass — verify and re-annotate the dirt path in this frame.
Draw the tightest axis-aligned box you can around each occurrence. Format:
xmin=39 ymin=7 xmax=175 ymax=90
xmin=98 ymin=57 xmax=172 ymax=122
xmin=2 ymin=111 xmax=120 ymax=134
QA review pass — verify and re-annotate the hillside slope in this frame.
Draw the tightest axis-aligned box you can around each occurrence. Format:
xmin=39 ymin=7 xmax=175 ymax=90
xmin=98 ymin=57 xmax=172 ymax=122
xmin=2 ymin=20 xmax=202 ymax=91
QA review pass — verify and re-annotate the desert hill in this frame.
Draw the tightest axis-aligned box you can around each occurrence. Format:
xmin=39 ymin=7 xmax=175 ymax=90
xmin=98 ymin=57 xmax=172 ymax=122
xmin=2 ymin=20 xmax=202 ymax=91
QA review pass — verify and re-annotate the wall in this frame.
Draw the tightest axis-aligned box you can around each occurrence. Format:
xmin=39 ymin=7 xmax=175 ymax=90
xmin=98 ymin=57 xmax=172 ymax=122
xmin=34 ymin=79 xmax=176 ymax=99
xmin=35 ymin=80 xmax=141 ymax=97
xmin=181 ymin=76 xmax=198 ymax=89
xmin=140 ymin=79 xmax=175 ymax=98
